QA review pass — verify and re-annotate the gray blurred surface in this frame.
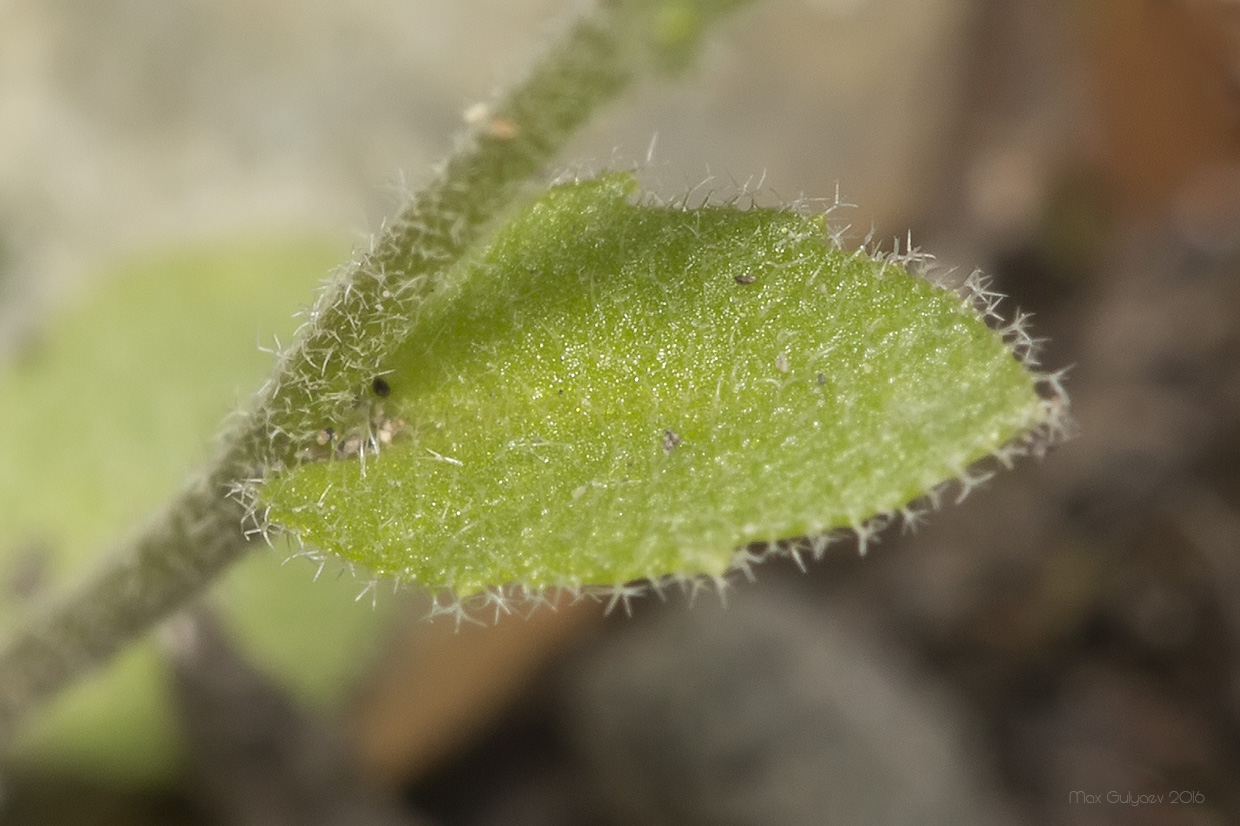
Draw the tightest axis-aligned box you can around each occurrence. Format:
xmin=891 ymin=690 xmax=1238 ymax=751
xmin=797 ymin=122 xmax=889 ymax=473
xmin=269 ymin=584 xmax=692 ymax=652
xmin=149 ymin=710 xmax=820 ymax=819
xmin=560 ymin=587 xmax=1014 ymax=826
xmin=0 ymin=0 xmax=978 ymax=321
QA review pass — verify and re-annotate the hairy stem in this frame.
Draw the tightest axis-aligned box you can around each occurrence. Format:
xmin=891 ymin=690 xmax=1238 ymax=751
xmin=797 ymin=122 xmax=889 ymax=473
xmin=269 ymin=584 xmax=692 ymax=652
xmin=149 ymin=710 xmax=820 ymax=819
xmin=0 ymin=0 xmax=753 ymax=743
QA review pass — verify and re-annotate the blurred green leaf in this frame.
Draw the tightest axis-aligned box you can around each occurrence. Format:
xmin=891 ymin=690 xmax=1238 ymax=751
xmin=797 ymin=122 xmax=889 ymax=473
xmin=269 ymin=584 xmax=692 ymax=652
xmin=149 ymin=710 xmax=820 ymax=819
xmin=0 ymin=239 xmax=393 ymax=786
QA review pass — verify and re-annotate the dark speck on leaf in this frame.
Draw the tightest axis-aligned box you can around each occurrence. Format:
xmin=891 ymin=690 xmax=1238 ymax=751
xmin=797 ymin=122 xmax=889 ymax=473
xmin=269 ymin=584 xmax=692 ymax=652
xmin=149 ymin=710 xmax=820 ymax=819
xmin=816 ymin=373 xmax=826 ymax=386
xmin=734 ymin=274 xmax=756 ymax=285
xmin=372 ymin=377 xmax=391 ymax=397
xmin=662 ymin=429 xmax=683 ymax=454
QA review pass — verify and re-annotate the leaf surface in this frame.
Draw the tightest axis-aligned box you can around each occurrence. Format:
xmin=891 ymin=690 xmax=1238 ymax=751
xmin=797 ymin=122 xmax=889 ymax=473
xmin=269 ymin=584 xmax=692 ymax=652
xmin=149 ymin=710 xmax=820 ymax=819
xmin=263 ymin=174 xmax=1048 ymax=598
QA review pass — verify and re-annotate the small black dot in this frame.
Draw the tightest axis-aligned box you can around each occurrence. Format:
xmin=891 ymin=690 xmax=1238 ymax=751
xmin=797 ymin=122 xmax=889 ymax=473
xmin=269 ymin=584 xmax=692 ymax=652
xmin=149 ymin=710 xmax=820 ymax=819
xmin=372 ymin=377 xmax=391 ymax=397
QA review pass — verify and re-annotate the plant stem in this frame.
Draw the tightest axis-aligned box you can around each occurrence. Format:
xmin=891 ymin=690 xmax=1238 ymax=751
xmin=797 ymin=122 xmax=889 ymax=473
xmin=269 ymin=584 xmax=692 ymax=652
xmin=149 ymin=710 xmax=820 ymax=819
xmin=0 ymin=0 xmax=753 ymax=743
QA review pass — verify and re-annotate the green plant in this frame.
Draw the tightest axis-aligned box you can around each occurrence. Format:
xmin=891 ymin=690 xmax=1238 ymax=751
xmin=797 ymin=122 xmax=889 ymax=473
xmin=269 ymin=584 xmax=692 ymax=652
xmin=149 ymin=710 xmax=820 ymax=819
xmin=0 ymin=0 xmax=1065 ymax=770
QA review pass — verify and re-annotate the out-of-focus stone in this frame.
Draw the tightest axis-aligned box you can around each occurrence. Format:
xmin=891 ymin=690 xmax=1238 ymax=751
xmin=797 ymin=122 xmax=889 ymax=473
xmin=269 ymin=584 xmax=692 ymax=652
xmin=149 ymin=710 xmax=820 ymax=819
xmin=559 ymin=586 xmax=1016 ymax=826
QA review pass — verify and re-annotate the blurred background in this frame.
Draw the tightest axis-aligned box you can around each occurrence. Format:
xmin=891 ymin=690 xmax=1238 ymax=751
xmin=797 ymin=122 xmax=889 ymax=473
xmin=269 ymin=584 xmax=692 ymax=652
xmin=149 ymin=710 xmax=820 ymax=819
xmin=2 ymin=0 xmax=1240 ymax=823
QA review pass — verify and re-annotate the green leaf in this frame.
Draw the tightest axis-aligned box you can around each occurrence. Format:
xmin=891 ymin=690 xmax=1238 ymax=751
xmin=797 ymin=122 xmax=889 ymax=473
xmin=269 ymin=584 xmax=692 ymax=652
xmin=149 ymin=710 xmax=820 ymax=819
xmin=0 ymin=239 xmax=394 ymax=785
xmin=261 ymin=173 xmax=1053 ymax=603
